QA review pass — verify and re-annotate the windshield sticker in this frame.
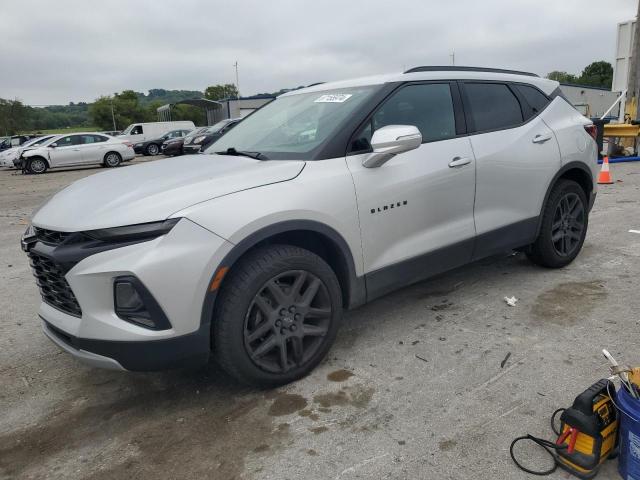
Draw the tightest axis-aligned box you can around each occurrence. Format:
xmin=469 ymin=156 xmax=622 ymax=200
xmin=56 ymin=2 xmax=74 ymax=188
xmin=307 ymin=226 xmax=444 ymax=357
xmin=314 ymin=94 xmax=353 ymax=103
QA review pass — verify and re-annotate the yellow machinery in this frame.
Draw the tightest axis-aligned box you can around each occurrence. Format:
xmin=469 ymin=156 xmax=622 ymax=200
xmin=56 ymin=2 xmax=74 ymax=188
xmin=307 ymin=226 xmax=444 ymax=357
xmin=555 ymin=379 xmax=618 ymax=478
xmin=510 ymin=379 xmax=618 ymax=478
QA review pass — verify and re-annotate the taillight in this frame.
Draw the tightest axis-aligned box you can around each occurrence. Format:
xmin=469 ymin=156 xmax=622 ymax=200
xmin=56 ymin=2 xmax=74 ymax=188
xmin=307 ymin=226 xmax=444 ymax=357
xmin=124 ymin=141 xmax=133 ymax=148
xmin=584 ymin=124 xmax=597 ymax=141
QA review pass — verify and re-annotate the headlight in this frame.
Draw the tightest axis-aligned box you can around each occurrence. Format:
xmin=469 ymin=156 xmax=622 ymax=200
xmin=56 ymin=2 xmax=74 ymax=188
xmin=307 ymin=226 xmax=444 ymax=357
xmin=193 ymin=136 xmax=206 ymax=144
xmin=21 ymin=224 xmax=37 ymax=252
xmin=83 ymin=218 xmax=180 ymax=242
xmin=135 ymin=143 xmax=144 ymax=147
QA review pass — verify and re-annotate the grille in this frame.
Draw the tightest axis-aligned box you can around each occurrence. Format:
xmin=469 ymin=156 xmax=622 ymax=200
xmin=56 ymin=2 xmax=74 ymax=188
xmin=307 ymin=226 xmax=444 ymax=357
xmin=29 ymin=251 xmax=82 ymax=317
xmin=34 ymin=227 xmax=73 ymax=246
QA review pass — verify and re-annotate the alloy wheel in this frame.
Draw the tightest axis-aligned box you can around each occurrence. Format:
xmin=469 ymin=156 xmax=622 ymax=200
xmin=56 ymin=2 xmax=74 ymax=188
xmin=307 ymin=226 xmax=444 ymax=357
xmin=148 ymin=144 xmax=159 ymax=155
xmin=551 ymin=192 xmax=585 ymax=257
xmin=105 ymin=153 xmax=120 ymax=167
xmin=243 ymin=270 xmax=332 ymax=374
xmin=29 ymin=158 xmax=46 ymax=173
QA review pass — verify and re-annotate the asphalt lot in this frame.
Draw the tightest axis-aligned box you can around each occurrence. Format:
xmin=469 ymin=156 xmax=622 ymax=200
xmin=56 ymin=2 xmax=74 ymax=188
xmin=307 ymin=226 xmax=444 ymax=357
xmin=1 ymin=156 xmax=639 ymax=480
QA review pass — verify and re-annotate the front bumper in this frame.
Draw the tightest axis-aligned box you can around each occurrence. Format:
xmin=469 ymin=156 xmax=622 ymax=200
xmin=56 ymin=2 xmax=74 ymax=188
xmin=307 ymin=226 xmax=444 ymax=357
xmin=42 ymin=318 xmax=210 ymax=371
xmin=133 ymin=145 xmax=144 ymax=154
xmin=30 ymin=218 xmax=233 ymax=370
xmin=183 ymin=145 xmax=202 ymax=154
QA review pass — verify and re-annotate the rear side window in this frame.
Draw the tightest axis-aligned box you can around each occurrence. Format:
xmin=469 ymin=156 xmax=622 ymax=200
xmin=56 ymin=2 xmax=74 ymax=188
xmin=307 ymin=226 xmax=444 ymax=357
xmin=350 ymin=83 xmax=456 ymax=152
xmin=55 ymin=135 xmax=82 ymax=147
xmin=515 ymin=85 xmax=550 ymax=115
xmin=464 ymin=83 xmax=523 ymax=132
xmin=81 ymin=135 xmax=108 ymax=144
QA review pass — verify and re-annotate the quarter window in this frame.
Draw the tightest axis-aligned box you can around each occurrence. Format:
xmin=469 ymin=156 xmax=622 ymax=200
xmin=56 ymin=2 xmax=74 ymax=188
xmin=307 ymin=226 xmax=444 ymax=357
xmin=350 ymin=83 xmax=456 ymax=153
xmin=464 ymin=83 xmax=524 ymax=132
xmin=515 ymin=84 xmax=550 ymax=116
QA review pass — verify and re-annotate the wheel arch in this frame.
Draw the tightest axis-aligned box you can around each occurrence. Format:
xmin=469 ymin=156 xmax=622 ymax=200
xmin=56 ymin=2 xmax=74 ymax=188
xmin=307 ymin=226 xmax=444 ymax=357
xmin=200 ymin=220 xmax=366 ymax=331
xmin=25 ymin=155 xmax=50 ymax=169
xmin=536 ymin=161 xmax=594 ymax=236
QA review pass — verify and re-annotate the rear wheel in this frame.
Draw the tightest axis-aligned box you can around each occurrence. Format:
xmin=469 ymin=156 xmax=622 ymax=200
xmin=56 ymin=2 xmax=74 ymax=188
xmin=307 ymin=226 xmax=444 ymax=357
xmin=213 ymin=244 xmax=342 ymax=387
xmin=27 ymin=157 xmax=47 ymax=174
xmin=527 ymin=179 xmax=588 ymax=268
xmin=145 ymin=143 xmax=159 ymax=156
xmin=103 ymin=152 xmax=122 ymax=168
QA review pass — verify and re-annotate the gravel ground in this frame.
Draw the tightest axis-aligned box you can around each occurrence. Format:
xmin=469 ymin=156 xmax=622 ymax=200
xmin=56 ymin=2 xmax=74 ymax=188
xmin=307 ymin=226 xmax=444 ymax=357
xmin=1 ymin=157 xmax=639 ymax=480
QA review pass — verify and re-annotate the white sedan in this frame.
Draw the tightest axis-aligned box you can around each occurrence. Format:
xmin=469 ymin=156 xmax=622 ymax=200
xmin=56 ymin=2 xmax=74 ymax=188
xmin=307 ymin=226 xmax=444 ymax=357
xmin=0 ymin=135 xmax=56 ymax=168
xmin=20 ymin=133 xmax=135 ymax=174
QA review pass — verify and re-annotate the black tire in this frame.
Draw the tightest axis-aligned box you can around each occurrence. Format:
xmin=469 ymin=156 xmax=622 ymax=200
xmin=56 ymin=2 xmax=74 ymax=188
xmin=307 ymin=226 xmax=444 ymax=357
xmin=27 ymin=157 xmax=48 ymax=174
xmin=103 ymin=152 xmax=122 ymax=168
xmin=145 ymin=143 xmax=160 ymax=156
xmin=527 ymin=179 xmax=588 ymax=268
xmin=213 ymin=244 xmax=342 ymax=387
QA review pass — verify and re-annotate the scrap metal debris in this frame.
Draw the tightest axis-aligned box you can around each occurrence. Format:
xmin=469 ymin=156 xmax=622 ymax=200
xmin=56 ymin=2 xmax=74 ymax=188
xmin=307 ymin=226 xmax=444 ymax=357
xmin=504 ymin=296 xmax=518 ymax=307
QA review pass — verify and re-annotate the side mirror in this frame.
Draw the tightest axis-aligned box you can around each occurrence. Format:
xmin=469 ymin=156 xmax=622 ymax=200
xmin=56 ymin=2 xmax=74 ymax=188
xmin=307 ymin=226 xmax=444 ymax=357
xmin=362 ymin=125 xmax=422 ymax=168
xmin=49 ymin=143 xmax=57 ymax=148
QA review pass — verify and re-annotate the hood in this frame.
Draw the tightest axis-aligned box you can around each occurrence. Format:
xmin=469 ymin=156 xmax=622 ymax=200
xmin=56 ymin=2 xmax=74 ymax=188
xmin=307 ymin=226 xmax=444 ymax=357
xmin=32 ymin=154 xmax=305 ymax=231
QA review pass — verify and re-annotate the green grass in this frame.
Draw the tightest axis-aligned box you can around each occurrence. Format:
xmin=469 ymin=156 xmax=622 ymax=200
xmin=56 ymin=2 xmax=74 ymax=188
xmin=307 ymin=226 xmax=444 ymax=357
xmin=22 ymin=126 xmax=100 ymax=135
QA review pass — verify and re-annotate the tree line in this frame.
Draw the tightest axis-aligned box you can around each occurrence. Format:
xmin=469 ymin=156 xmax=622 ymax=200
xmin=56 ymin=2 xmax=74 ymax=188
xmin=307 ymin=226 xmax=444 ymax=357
xmin=0 ymin=62 xmax=615 ymax=135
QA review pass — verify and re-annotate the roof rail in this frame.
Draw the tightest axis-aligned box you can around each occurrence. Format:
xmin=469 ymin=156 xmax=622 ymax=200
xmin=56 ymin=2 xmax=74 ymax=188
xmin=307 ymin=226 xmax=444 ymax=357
xmin=404 ymin=66 xmax=539 ymax=77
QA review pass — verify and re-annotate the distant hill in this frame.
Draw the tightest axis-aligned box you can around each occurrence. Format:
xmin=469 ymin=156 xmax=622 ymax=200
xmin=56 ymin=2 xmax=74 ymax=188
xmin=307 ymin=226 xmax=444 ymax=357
xmin=135 ymin=89 xmax=205 ymax=105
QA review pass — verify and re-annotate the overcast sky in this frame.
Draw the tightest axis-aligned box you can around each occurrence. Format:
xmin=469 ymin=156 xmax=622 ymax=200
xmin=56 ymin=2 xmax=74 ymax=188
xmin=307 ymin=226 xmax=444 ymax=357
xmin=1 ymin=0 xmax=636 ymax=105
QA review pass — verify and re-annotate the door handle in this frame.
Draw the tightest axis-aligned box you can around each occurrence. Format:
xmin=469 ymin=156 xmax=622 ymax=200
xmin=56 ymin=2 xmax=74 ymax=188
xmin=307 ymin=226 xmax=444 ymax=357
xmin=532 ymin=134 xmax=552 ymax=144
xmin=448 ymin=156 xmax=472 ymax=168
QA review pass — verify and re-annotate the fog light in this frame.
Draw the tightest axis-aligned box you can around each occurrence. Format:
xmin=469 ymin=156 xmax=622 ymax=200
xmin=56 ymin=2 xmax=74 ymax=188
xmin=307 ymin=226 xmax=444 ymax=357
xmin=115 ymin=282 xmax=144 ymax=310
xmin=113 ymin=276 xmax=171 ymax=330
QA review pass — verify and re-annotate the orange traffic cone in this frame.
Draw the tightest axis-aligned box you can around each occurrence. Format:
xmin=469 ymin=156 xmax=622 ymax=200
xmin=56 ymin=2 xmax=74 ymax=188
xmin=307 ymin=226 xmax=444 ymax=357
xmin=598 ymin=156 xmax=614 ymax=184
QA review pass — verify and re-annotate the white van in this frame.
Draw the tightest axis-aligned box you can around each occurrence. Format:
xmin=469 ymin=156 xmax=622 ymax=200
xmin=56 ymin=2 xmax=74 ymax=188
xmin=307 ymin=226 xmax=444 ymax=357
xmin=119 ymin=121 xmax=196 ymax=143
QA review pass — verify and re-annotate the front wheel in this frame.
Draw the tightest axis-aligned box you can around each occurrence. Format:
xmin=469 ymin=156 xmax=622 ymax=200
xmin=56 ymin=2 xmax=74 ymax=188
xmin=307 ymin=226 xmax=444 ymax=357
xmin=527 ymin=179 xmax=588 ymax=268
xmin=145 ymin=143 xmax=159 ymax=156
xmin=27 ymin=157 xmax=48 ymax=174
xmin=213 ymin=245 xmax=342 ymax=387
xmin=103 ymin=152 xmax=122 ymax=168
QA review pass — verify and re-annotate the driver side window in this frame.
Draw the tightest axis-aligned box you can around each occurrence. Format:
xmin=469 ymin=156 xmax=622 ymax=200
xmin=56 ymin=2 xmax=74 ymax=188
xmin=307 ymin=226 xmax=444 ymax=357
xmin=349 ymin=83 xmax=457 ymax=154
xmin=131 ymin=125 xmax=143 ymax=135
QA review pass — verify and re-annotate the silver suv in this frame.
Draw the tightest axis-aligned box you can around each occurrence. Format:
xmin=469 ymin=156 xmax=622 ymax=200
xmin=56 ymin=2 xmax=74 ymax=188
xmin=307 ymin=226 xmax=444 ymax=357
xmin=22 ymin=66 xmax=598 ymax=386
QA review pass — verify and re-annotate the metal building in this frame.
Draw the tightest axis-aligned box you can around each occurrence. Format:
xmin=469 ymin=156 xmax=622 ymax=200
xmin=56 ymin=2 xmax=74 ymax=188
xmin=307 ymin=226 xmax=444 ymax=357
xmin=559 ymin=83 xmax=621 ymax=119
xmin=157 ymin=95 xmax=274 ymax=126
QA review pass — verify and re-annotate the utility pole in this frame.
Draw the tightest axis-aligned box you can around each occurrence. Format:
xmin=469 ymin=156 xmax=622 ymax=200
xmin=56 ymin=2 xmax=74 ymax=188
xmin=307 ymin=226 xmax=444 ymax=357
xmin=627 ymin=0 xmax=640 ymax=121
xmin=233 ymin=61 xmax=240 ymax=98
xmin=450 ymin=50 xmax=455 ymax=66
xmin=110 ymin=98 xmax=117 ymax=131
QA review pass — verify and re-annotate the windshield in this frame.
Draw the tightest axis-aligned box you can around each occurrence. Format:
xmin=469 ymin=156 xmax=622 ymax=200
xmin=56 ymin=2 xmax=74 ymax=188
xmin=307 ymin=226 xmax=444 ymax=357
xmin=185 ymin=127 xmax=209 ymax=139
xmin=204 ymin=86 xmax=379 ymax=160
xmin=22 ymin=136 xmax=51 ymax=148
xmin=121 ymin=124 xmax=136 ymax=135
xmin=205 ymin=120 xmax=234 ymax=134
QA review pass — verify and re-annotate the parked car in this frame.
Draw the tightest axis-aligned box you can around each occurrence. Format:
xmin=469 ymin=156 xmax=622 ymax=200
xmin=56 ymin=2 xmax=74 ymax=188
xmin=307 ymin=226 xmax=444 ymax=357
xmin=182 ymin=119 xmax=241 ymax=154
xmin=101 ymin=131 xmax=121 ymax=137
xmin=119 ymin=121 xmax=195 ymax=145
xmin=0 ymin=135 xmax=35 ymax=152
xmin=161 ymin=127 xmax=207 ymax=156
xmin=0 ymin=135 xmax=56 ymax=168
xmin=23 ymin=66 xmax=597 ymax=386
xmin=134 ymin=128 xmax=193 ymax=156
xmin=19 ymin=132 xmax=135 ymax=174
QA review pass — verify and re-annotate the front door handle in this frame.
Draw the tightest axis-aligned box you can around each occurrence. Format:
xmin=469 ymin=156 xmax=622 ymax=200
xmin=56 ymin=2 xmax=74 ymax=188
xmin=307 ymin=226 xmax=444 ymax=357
xmin=448 ymin=156 xmax=472 ymax=168
xmin=532 ymin=134 xmax=552 ymax=144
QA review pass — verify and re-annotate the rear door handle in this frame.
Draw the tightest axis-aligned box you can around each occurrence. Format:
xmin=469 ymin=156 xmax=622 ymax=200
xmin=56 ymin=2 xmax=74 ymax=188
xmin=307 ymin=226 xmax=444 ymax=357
xmin=532 ymin=134 xmax=552 ymax=144
xmin=448 ymin=156 xmax=472 ymax=168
